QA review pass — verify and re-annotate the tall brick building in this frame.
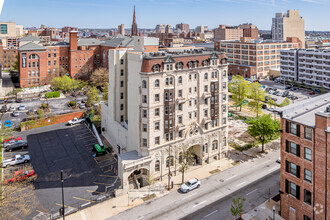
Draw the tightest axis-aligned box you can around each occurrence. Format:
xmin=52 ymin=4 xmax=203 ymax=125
xmin=277 ymin=93 xmax=330 ymax=220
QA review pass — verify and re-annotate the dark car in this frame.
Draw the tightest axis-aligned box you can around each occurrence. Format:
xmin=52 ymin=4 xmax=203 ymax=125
xmin=272 ymin=97 xmax=278 ymax=101
xmin=290 ymin=87 xmax=297 ymax=91
xmin=1 ymin=105 xmax=8 ymax=113
xmin=5 ymin=141 xmax=28 ymax=152
xmin=262 ymin=104 xmax=268 ymax=109
xmin=309 ymin=91 xmax=315 ymax=95
xmin=16 ymin=98 xmax=23 ymax=103
xmin=290 ymin=96 xmax=298 ymax=100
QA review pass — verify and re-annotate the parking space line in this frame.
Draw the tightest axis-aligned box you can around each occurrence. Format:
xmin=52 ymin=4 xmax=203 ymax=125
xmin=72 ymin=197 xmax=95 ymax=203
xmin=103 ymin=169 xmax=113 ymax=173
xmin=99 ymin=162 xmax=116 ymax=168
xmin=36 ymin=210 xmax=42 ymax=213
xmin=96 ymin=158 xmax=113 ymax=163
xmin=55 ymin=203 xmax=75 ymax=209
xmin=99 ymin=174 xmax=117 ymax=178
xmin=86 ymin=190 xmax=103 ymax=194
xmin=93 ymin=182 xmax=111 ymax=186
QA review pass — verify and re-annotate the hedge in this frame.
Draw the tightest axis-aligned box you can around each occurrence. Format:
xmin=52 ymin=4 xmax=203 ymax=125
xmin=45 ymin=91 xmax=60 ymax=98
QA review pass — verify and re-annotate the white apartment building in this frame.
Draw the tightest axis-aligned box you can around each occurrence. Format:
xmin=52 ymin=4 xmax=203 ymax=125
xmin=280 ymin=49 xmax=330 ymax=89
xmin=271 ymin=10 xmax=305 ymax=48
xmin=155 ymin=24 xmax=173 ymax=34
xmin=102 ymin=41 xmax=229 ymax=192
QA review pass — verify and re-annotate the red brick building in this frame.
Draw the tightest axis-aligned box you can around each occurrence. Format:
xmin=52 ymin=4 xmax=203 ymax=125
xmin=0 ymin=40 xmax=18 ymax=69
xmin=277 ymin=93 xmax=330 ymax=220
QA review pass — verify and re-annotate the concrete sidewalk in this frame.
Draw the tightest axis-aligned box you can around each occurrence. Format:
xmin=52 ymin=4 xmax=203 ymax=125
xmin=243 ymin=199 xmax=283 ymax=220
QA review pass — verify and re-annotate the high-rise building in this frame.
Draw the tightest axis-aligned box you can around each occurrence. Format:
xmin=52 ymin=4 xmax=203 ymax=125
xmin=118 ymin=24 xmax=125 ymax=35
xmin=280 ymin=49 xmax=330 ymax=90
xmin=176 ymin=23 xmax=189 ymax=33
xmin=276 ymin=93 xmax=330 ymax=220
xmin=238 ymin=23 xmax=259 ymax=40
xmin=102 ymin=46 xmax=229 ymax=192
xmin=0 ymin=21 xmax=23 ymax=48
xmin=155 ymin=24 xmax=173 ymax=34
xmin=131 ymin=6 xmax=138 ymax=36
xmin=271 ymin=10 xmax=305 ymax=48
xmin=195 ymin=25 xmax=206 ymax=34
xmin=214 ymin=24 xmax=259 ymax=42
xmin=214 ymin=37 xmax=302 ymax=79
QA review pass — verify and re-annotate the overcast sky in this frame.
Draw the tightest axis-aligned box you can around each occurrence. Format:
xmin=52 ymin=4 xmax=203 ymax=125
xmin=1 ymin=0 xmax=329 ymax=31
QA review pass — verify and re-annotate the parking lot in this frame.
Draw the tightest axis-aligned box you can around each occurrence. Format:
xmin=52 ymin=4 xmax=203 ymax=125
xmin=2 ymin=122 xmax=118 ymax=219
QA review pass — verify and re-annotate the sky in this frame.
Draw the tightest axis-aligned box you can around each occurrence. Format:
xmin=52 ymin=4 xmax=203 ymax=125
xmin=1 ymin=0 xmax=329 ymax=31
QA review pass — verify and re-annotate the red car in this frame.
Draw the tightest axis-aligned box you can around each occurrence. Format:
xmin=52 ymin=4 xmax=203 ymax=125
xmin=309 ymin=91 xmax=315 ymax=95
xmin=3 ymin=136 xmax=22 ymax=143
xmin=4 ymin=170 xmax=35 ymax=184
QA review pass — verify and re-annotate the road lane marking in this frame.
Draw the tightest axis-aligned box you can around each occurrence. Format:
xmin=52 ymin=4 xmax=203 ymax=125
xmin=246 ymin=189 xmax=258 ymax=196
xmin=236 ymin=181 xmax=246 ymax=187
xmin=93 ymin=182 xmax=111 ymax=186
xmin=55 ymin=203 xmax=75 ymax=209
xmin=136 ymin=217 xmax=144 ymax=220
xmin=104 ymin=168 xmax=113 ymax=173
xmin=193 ymin=200 xmax=207 ymax=208
xmin=268 ymin=167 xmax=279 ymax=172
xmin=86 ymin=190 xmax=102 ymax=194
xmin=99 ymin=174 xmax=117 ymax=178
xmin=262 ymin=160 xmax=270 ymax=164
xmin=204 ymin=210 xmax=218 ymax=218
xmin=72 ymin=197 xmax=95 ymax=203
xmin=226 ymin=175 xmax=237 ymax=181
xmin=35 ymin=210 xmax=42 ymax=213
xmin=183 ymin=192 xmax=197 ymax=200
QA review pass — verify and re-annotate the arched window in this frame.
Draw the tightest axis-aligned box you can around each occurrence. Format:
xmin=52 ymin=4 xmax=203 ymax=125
xmin=29 ymin=54 xmax=39 ymax=59
xmin=212 ymin=140 xmax=218 ymax=150
xmin=142 ymin=80 xmax=147 ymax=88
xmin=178 ymin=76 xmax=182 ymax=84
xmin=166 ymin=156 xmax=174 ymax=168
xmin=155 ymin=160 xmax=160 ymax=171
xmin=204 ymin=73 xmax=208 ymax=80
xmin=176 ymin=62 xmax=183 ymax=70
xmin=203 ymin=144 xmax=208 ymax=153
xmin=202 ymin=60 xmax=208 ymax=67
xmin=214 ymin=71 xmax=218 ymax=78
xmin=155 ymin=79 xmax=159 ymax=87
xmin=169 ymin=77 xmax=173 ymax=85
xmin=194 ymin=60 xmax=199 ymax=68
xmin=187 ymin=61 xmax=193 ymax=69
xmin=152 ymin=64 xmax=161 ymax=72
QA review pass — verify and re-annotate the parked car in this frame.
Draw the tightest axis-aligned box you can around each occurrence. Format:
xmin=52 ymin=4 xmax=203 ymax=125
xmin=79 ymin=104 xmax=86 ymax=109
xmin=271 ymin=97 xmax=278 ymax=101
xmin=67 ymin=117 xmax=85 ymax=126
xmin=276 ymin=157 xmax=281 ymax=164
xmin=3 ymin=136 xmax=22 ymax=144
xmin=282 ymin=91 xmax=289 ymax=97
xmin=290 ymin=87 xmax=297 ymax=91
xmin=16 ymin=98 xmax=23 ymax=103
xmin=274 ymin=78 xmax=280 ymax=83
xmin=4 ymin=120 xmax=12 ymax=128
xmin=1 ymin=105 xmax=8 ymax=113
xmin=180 ymin=178 xmax=201 ymax=193
xmin=262 ymin=104 xmax=268 ymax=109
xmin=9 ymin=106 xmax=15 ymax=111
xmin=4 ymin=170 xmax=35 ymax=184
xmin=1 ymin=154 xmax=30 ymax=168
xmin=287 ymin=94 xmax=292 ymax=99
xmin=290 ymin=96 xmax=298 ymax=100
xmin=309 ymin=91 xmax=315 ymax=95
xmin=0 ymin=99 xmax=5 ymax=104
xmin=4 ymin=140 xmax=28 ymax=151
xmin=18 ymin=105 xmax=25 ymax=110
xmin=12 ymin=111 xmax=19 ymax=117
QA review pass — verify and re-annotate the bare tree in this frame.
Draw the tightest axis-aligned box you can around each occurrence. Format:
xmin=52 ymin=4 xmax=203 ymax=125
xmin=90 ymin=67 xmax=109 ymax=87
xmin=146 ymin=174 xmax=155 ymax=196
xmin=75 ymin=65 xmax=93 ymax=82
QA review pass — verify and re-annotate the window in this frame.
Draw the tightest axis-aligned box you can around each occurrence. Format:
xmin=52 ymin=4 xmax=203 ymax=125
xmin=165 ymin=78 xmax=169 ymax=85
xmin=155 ymin=160 xmax=160 ymax=170
xmin=48 ymin=61 xmax=51 ymax=66
xmin=178 ymin=90 xmax=182 ymax=97
xmin=120 ymin=92 xmax=124 ymax=99
xmin=304 ymin=216 xmax=311 ymax=220
xmin=28 ymin=71 xmax=31 ymax=76
xmin=178 ymin=76 xmax=182 ymax=84
xmin=155 ymin=108 xmax=159 ymax=116
xmin=290 ymin=182 xmax=297 ymax=197
xmin=304 ymin=127 xmax=312 ymax=140
xmin=204 ymin=109 xmax=208 ymax=117
xmin=166 ymin=156 xmax=174 ymax=167
xmin=1 ymin=24 xmax=7 ymax=34
xmin=155 ymin=79 xmax=159 ymax=87
xmin=304 ymin=190 xmax=311 ymax=205
xmin=143 ymin=124 xmax=147 ymax=132
xmin=304 ymin=148 xmax=312 ymax=161
xmin=155 ymin=122 xmax=160 ymax=130
xmin=178 ymin=130 xmax=183 ymax=138
xmin=286 ymin=140 xmax=300 ymax=156
xmin=212 ymin=141 xmax=218 ymax=150
xmin=121 ymin=69 xmax=124 ymax=76
xmin=120 ymin=115 xmax=124 ymax=122
xmin=48 ymin=69 xmax=51 ymax=74
xmin=288 ymin=162 xmax=297 ymax=176
xmin=120 ymin=81 xmax=124 ymax=87
xmin=54 ymin=53 xmax=56 ymax=58
xmin=205 ymin=98 xmax=208 ymax=105
xmin=48 ymin=54 xmax=51 ymax=58
xmin=204 ymin=85 xmax=208 ymax=92
xmin=32 ymin=70 xmax=35 ymax=76
xmin=169 ymin=77 xmax=173 ymax=85
xmin=189 ymin=88 xmax=192 ymax=93
xmin=142 ymin=95 xmax=147 ymax=103
xmin=178 ymin=115 xmax=182 ymax=123
xmin=204 ymin=73 xmax=208 ymax=79
xmin=120 ymin=59 xmax=124 ymax=65
xmin=304 ymin=169 xmax=311 ymax=183
xmin=155 ymin=94 xmax=160 ymax=102
xmin=178 ymin=103 xmax=183 ymax=111
xmin=120 ymin=104 xmax=124 ymax=111
xmin=142 ymin=80 xmax=147 ymax=88
xmin=143 ymin=139 xmax=147 ymax=147
xmin=189 ymin=113 xmax=192 ymax=119
xmin=142 ymin=110 xmax=147 ymax=118
xmin=222 ymin=118 xmax=226 ymax=125
xmin=53 ymin=60 xmax=56 ymax=65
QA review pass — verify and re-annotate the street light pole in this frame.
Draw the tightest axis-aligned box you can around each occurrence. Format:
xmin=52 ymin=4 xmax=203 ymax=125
xmin=273 ymin=205 xmax=276 ymax=220
xmin=61 ymin=170 xmax=65 ymax=220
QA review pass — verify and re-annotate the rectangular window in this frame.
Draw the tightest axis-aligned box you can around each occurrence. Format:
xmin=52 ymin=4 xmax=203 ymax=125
xmin=178 ymin=90 xmax=182 ymax=97
xmin=143 ymin=124 xmax=147 ymax=132
xmin=120 ymin=59 xmax=124 ymax=65
xmin=53 ymin=60 xmax=56 ymax=65
xmin=290 ymin=182 xmax=297 ymax=197
xmin=304 ymin=127 xmax=312 ymax=140
xmin=121 ymin=69 xmax=124 ymax=76
xmin=155 ymin=122 xmax=160 ymax=130
xmin=290 ymin=142 xmax=297 ymax=155
xmin=120 ymin=104 xmax=124 ymax=110
xmin=54 ymin=53 xmax=56 ymax=57
xmin=304 ymin=190 xmax=311 ymax=205
xmin=142 ymin=110 xmax=147 ymax=118
xmin=155 ymin=108 xmax=159 ymax=116
xmin=120 ymin=115 xmax=124 ymax=122
xmin=290 ymin=162 xmax=297 ymax=176
xmin=204 ymin=85 xmax=208 ymax=92
xmin=290 ymin=123 xmax=297 ymax=135
xmin=178 ymin=116 xmax=182 ymax=124
xmin=304 ymin=148 xmax=312 ymax=161
xmin=142 ymin=95 xmax=147 ymax=103
xmin=204 ymin=109 xmax=208 ymax=117
xmin=155 ymin=137 xmax=160 ymax=145
xmin=48 ymin=54 xmax=51 ymax=58
xmin=304 ymin=216 xmax=311 ymax=220
xmin=0 ymin=24 xmax=7 ymax=34
xmin=178 ymin=130 xmax=183 ymax=138
xmin=143 ymin=139 xmax=147 ymax=147
xmin=155 ymin=94 xmax=160 ymax=102
xmin=120 ymin=81 xmax=124 ymax=87
xmin=48 ymin=61 xmax=51 ymax=66
xmin=304 ymin=169 xmax=312 ymax=183
xmin=28 ymin=71 xmax=31 ymax=76
xmin=178 ymin=104 xmax=183 ymax=111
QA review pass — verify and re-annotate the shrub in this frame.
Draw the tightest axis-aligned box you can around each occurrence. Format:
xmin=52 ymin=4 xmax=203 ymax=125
xmin=41 ymin=103 xmax=49 ymax=109
xmin=68 ymin=101 xmax=76 ymax=107
xmin=45 ymin=91 xmax=61 ymax=99
xmin=37 ymin=109 xmax=44 ymax=118
xmin=53 ymin=91 xmax=60 ymax=98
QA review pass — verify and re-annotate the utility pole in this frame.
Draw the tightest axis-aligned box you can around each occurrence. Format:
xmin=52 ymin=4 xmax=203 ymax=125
xmin=60 ymin=170 xmax=65 ymax=220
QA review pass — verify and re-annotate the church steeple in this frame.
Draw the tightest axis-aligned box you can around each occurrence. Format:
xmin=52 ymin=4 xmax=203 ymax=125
xmin=131 ymin=6 xmax=138 ymax=36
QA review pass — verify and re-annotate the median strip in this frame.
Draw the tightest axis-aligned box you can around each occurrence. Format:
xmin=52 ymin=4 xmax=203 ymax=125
xmin=203 ymin=210 xmax=218 ymax=218
xmin=193 ymin=200 xmax=206 ymax=208
xmin=235 ymin=181 xmax=247 ymax=187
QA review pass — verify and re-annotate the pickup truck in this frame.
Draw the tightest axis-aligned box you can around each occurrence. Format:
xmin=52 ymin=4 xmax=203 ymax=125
xmin=4 ymin=170 xmax=35 ymax=184
xmin=1 ymin=154 xmax=30 ymax=168
xmin=67 ymin=117 xmax=85 ymax=126
xmin=4 ymin=140 xmax=28 ymax=151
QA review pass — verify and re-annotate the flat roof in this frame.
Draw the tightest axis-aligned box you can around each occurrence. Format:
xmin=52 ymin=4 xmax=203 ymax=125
xmin=276 ymin=93 xmax=330 ymax=127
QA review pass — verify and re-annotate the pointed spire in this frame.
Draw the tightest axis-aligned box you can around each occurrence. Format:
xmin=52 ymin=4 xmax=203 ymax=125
xmin=131 ymin=5 xmax=138 ymax=36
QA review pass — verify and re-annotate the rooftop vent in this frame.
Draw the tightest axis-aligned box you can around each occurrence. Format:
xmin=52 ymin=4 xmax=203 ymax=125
xmin=326 ymin=105 xmax=330 ymax=113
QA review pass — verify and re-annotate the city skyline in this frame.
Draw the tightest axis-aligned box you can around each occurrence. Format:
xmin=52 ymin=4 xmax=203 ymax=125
xmin=1 ymin=0 xmax=330 ymax=31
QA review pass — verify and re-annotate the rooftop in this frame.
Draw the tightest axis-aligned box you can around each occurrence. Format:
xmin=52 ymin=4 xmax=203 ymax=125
xmin=18 ymin=42 xmax=46 ymax=51
xmin=143 ymin=48 xmax=223 ymax=59
xmin=18 ymin=35 xmax=42 ymax=42
xmin=276 ymin=93 xmax=330 ymax=127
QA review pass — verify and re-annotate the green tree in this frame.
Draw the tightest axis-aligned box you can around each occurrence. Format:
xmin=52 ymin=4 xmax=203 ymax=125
xmin=248 ymin=82 xmax=265 ymax=117
xmin=12 ymin=61 xmax=18 ymax=71
xmin=177 ymin=147 xmax=195 ymax=184
xmin=86 ymin=87 xmax=100 ymax=106
xmin=230 ymin=197 xmax=246 ymax=219
xmin=320 ymin=86 xmax=326 ymax=94
xmin=280 ymin=97 xmax=290 ymax=107
xmin=146 ymin=174 xmax=155 ymax=196
xmin=247 ymin=114 xmax=280 ymax=152
xmin=267 ymin=96 xmax=277 ymax=120
xmin=229 ymin=76 xmax=250 ymax=111
xmin=103 ymin=83 xmax=109 ymax=102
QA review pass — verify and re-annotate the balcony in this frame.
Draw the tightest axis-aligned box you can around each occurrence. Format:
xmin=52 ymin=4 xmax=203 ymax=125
xmin=176 ymin=97 xmax=186 ymax=104
xmin=202 ymin=92 xmax=212 ymax=99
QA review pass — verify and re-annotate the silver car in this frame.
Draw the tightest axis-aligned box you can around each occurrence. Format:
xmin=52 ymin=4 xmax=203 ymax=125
xmin=12 ymin=110 xmax=19 ymax=117
xmin=180 ymin=178 xmax=201 ymax=193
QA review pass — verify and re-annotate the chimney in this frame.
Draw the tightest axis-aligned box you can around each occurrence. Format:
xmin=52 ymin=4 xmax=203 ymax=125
xmin=69 ymin=31 xmax=78 ymax=51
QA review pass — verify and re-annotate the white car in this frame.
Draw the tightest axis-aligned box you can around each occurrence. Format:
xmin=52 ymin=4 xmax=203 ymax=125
xmin=18 ymin=105 xmax=25 ymax=110
xmin=180 ymin=178 xmax=201 ymax=193
xmin=67 ymin=117 xmax=85 ymax=126
xmin=2 ymin=154 xmax=30 ymax=168
xmin=12 ymin=110 xmax=19 ymax=117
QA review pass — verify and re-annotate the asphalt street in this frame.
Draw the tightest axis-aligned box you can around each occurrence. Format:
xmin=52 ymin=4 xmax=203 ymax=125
xmin=109 ymin=149 xmax=280 ymax=220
